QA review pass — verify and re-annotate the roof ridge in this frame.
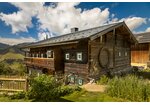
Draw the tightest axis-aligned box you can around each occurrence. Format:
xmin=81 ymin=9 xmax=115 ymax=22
xmin=135 ymin=31 xmax=150 ymax=35
xmin=40 ymin=21 xmax=123 ymax=41
xmin=22 ymin=21 xmax=124 ymax=48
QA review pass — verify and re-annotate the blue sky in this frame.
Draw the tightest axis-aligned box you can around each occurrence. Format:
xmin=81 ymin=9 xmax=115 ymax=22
xmin=0 ymin=2 xmax=150 ymax=45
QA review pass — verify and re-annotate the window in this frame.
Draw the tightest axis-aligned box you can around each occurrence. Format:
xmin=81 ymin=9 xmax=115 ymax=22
xmin=125 ymin=52 xmax=128 ymax=56
xmin=77 ymin=52 xmax=82 ymax=61
xmin=47 ymin=50 xmax=53 ymax=58
xmin=65 ymin=53 xmax=70 ymax=60
xmin=36 ymin=54 xmax=39 ymax=58
xmin=32 ymin=54 xmax=34 ymax=57
xmin=41 ymin=53 xmax=43 ymax=58
xmin=70 ymin=76 xmax=75 ymax=83
xmin=118 ymin=52 xmax=121 ymax=57
xmin=78 ymin=79 xmax=83 ymax=85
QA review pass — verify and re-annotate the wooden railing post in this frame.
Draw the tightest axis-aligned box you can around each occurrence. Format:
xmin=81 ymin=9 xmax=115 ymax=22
xmin=25 ymin=76 xmax=29 ymax=92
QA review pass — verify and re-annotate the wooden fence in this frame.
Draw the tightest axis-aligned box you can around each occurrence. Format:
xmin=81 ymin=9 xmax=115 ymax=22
xmin=0 ymin=75 xmax=28 ymax=93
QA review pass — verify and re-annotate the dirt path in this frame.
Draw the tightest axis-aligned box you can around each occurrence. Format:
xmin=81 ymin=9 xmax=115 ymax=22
xmin=81 ymin=83 xmax=107 ymax=92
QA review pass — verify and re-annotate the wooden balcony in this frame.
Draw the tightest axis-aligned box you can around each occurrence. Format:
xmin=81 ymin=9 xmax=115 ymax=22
xmin=24 ymin=57 xmax=55 ymax=69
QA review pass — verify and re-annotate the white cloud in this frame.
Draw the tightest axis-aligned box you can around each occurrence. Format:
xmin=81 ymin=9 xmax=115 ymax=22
xmin=0 ymin=2 xmax=149 ymax=42
xmin=0 ymin=36 xmax=36 ymax=45
xmin=37 ymin=3 xmax=110 ymax=34
xmin=0 ymin=2 xmax=43 ymax=33
xmin=120 ymin=17 xmax=147 ymax=31
xmin=0 ymin=2 xmax=110 ymax=35
xmin=0 ymin=11 xmax=33 ymax=33
xmin=146 ymin=27 xmax=150 ymax=32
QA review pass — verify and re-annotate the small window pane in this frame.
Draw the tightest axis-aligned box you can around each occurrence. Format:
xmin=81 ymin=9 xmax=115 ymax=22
xmin=78 ymin=79 xmax=83 ymax=85
xmin=47 ymin=50 xmax=53 ymax=58
xmin=119 ymin=52 xmax=121 ymax=57
xmin=65 ymin=53 xmax=69 ymax=60
xmin=70 ymin=76 xmax=75 ymax=83
xmin=33 ymin=54 xmax=34 ymax=57
xmin=125 ymin=52 xmax=127 ymax=56
xmin=41 ymin=53 xmax=43 ymax=58
xmin=36 ymin=54 xmax=38 ymax=58
xmin=77 ymin=52 xmax=82 ymax=61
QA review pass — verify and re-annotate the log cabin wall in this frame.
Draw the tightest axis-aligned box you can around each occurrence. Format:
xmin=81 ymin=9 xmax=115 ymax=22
xmin=113 ymin=33 xmax=131 ymax=74
xmin=89 ymin=31 xmax=114 ymax=79
xmin=63 ymin=40 xmax=89 ymax=83
xmin=89 ymin=27 xmax=132 ymax=79
xmin=25 ymin=46 xmax=55 ymax=74
xmin=131 ymin=43 xmax=149 ymax=66
xmin=25 ymin=41 xmax=89 ymax=82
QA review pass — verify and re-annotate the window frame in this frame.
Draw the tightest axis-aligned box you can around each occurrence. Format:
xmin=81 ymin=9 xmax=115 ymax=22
xmin=77 ymin=52 xmax=83 ymax=61
xmin=41 ymin=53 xmax=43 ymax=58
xmin=125 ymin=51 xmax=128 ymax=56
xmin=78 ymin=79 xmax=83 ymax=85
xmin=36 ymin=53 xmax=39 ymax=58
xmin=118 ymin=51 xmax=121 ymax=57
xmin=65 ymin=53 xmax=70 ymax=60
xmin=47 ymin=50 xmax=53 ymax=58
xmin=32 ymin=54 xmax=34 ymax=58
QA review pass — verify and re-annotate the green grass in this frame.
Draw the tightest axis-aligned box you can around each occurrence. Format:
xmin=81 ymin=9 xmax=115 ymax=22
xmin=106 ymin=75 xmax=150 ymax=102
xmin=0 ymin=52 xmax=24 ymax=61
xmin=1 ymin=70 xmax=150 ymax=102
xmin=62 ymin=90 xmax=129 ymax=102
xmin=0 ymin=96 xmax=30 ymax=102
xmin=0 ymin=90 xmax=128 ymax=102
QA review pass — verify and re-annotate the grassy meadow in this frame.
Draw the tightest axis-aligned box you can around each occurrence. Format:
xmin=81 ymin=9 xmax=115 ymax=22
xmin=0 ymin=69 xmax=150 ymax=102
xmin=0 ymin=52 xmax=24 ymax=62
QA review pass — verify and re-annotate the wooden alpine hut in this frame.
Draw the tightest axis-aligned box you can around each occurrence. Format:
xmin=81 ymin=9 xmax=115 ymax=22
xmin=22 ymin=21 xmax=137 ymax=85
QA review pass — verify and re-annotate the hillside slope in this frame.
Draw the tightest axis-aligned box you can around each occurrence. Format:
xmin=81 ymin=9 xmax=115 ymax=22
xmin=0 ymin=52 xmax=24 ymax=62
xmin=0 ymin=43 xmax=26 ymax=62
xmin=0 ymin=43 xmax=10 ymax=51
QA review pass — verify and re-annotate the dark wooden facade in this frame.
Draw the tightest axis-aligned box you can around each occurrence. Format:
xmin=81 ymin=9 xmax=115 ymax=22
xmin=89 ymin=27 xmax=132 ymax=80
xmin=23 ymin=22 xmax=137 ymax=85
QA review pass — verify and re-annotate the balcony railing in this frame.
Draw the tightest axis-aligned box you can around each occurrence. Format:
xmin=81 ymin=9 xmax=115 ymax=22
xmin=24 ymin=57 xmax=54 ymax=69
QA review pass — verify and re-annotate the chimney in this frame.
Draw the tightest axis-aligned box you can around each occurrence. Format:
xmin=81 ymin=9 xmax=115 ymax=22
xmin=71 ymin=27 xmax=79 ymax=33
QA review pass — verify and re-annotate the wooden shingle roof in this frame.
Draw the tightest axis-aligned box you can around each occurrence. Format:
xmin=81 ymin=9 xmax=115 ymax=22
xmin=22 ymin=21 xmax=136 ymax=48
xmin=135 ymin=32 xmax=150 ymax=43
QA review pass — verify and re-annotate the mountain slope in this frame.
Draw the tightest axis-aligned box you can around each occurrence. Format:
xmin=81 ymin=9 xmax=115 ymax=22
xmin=0 ymin=43 xmax=10 ymax=51
xmin=0 ymin=52 xmax=24 ymax=62
xmin=0 ymin=43 xmax=27 ymax=62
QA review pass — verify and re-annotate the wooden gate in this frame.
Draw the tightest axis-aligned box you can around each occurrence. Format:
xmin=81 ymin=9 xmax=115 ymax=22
xmin=0 ymin=75 xmax=28 ymax=93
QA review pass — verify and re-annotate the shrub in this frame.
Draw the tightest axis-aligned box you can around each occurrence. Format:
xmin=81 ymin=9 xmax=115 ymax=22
xmin=106 ymin=75 xmax=150 ymax=101
xmin=0 ymin=61 xmax=26 ymax=75
xmin=97 ymin=75 xmax=109 ymax=85
xmin=27 ymin=74 xmax=82 ymax=101
xmin=10 ymin=91 xmax=26 ymax=99
xmin=0 ymin=62 xmax=12 ymax=75
xmin=27 ymin=74 xmax=63 ymax=101
xmin=59 ymin=85 xmax=82 ymax=96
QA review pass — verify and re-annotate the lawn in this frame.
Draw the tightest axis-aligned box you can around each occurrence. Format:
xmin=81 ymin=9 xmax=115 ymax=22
xmin=0 ymin=90 xmax=128 ymax=102
xmin=1 ymin=69 xmax=150 ymax=102
xmin=62 ymin=90 xmax=128 ymax=102
xmin=0 ymin=52 xmax=24 ymax=61
xmin=0 ymin=96 xmax=30 ymax=102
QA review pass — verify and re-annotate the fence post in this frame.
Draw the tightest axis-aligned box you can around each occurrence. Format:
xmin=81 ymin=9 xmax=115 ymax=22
xmin=25 ymin=76 xmax=29 ymax=92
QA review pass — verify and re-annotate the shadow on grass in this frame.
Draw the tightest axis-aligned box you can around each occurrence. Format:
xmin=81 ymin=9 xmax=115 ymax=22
xmin=134 ymin=71 xmax=150 ymax=80
xmin=31 ymin=98 xmax=73 ymax=102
